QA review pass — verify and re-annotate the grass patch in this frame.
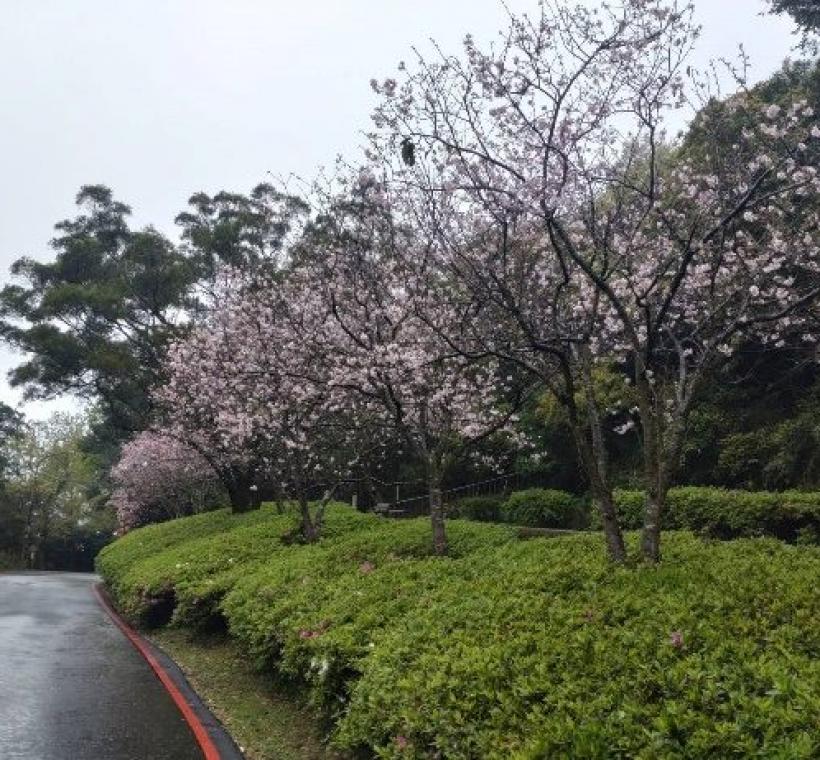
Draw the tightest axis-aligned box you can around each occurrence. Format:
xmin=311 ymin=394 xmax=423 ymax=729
xmin=150 ymin=629 xmax=345 ymax=760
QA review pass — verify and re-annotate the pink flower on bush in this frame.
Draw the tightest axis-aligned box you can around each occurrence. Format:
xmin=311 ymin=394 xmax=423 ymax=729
xmin=395 ymin=735 xmax=409 ymax=750
xmin=669 ymin=630 xmax=684 ymax=649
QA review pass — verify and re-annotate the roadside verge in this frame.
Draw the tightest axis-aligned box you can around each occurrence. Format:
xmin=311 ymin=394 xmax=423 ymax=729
xmin=93 ymin=583 xmax=244 ymax=760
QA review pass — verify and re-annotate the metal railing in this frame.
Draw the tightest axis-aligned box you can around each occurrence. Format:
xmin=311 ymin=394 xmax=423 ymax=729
xmin=371 ymin=470 xmax=555 ymax=517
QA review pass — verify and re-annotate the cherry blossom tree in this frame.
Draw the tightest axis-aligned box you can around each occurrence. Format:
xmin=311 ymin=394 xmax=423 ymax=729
xmin=368 ymin=0 xmax=820 ymax=561
xmin=156 ymin=268 xmax=382 ymax=540
xmin=110 ymin=431 xmax=221 ymax=531
xmin=302 ymin=182 xmax=527 ymax=555
xmin=153 ymin=272 xmax=264 ymax=514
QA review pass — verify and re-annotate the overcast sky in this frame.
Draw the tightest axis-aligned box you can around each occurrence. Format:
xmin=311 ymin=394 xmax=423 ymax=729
xmin=0 ymin=0 xmax=799 ymax=420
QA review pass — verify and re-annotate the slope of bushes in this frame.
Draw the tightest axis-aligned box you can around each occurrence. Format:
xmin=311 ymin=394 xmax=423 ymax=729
xmin=97 ymin=504 xmax=820 ymax=759
xmin=97 ymin=503 xmax=379 ymax=626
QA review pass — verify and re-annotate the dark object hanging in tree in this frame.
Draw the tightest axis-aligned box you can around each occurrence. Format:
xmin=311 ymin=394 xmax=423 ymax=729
xmin=401 ymin=137 xmax=416 ymax=166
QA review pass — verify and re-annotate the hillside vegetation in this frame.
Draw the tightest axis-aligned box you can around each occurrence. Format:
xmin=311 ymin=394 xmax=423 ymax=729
xmin=97 ymin=503 xmax=820 ymax=759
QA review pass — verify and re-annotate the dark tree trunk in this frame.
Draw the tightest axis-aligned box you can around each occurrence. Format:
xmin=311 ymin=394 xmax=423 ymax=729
xmin=595 ymin=488 xmax=627 ymax=564
xmin=641 ymin=488 xmax=664 ymax=563
xmin=636 ymin=377 xmax=665 ymax=564
xmin=428 ymin=464 xmax=448 ymax=556
xmin=300 ymin=501 xmax=319 ymax=542
xmin=225 ymin=471 xmax=259 ymax=513
xmin=565 ymin=365 xmax=627 ymax=564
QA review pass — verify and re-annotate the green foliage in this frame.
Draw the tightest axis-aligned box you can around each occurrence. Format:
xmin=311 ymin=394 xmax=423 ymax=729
xmin=337 ymin=535 xmax=820 ymax=759
xmin=0 ymin=186 xmax=198 ymax=435
xmin=175 ymin=183 xmax=309 ymax=277
xmin=221 ymin=518 xmax=513 ymax=693
xmin=765 ymin=0 xmax=820 ymax=41
xmin=0 ymin=402 xmax=24 ymax=483
xmin=0 ymin=183 xmax=309 ymax=442
xmin=448 ymin=489 xmax=588 ymax=529
xmin=98 ymin=508 xmax=820 ymax=759
xmin=500 ymin=488 xmax=587 ymax=529
xmin=126 ymin=505 xmax=376 ymax=628
xmin=591 ymin=487 xmax=820 ymax=543
xmin=718 ymin=410 xmax=820 ymax=491
xmin=96 ymin=507 xmax=242 ymax=595
xmin=608 ymin=489 xmax=648 ymax=531
xmin=0 ymin=412 xmax=112 ymax=570
xmin=446 ymin=495 xmax=503 ymax=522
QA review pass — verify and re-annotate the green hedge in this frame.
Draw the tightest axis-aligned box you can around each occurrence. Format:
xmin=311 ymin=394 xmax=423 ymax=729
xmin=335 ymin=535 xmax=819 ymax=758
xmin=446 ymin=495 xmax=503 ymax=522
xmin=500 ymin=488 xmax=587 ymax=529
xmin=97 ymin=507 xmax=246 ymax=595
xmin=97 ymin=502 xmax=379 ymax=627
xmin=98 ymin=504 xmax=820 ymax=758
xmin=591 ymin=487 xmax=820 ymax=543
xmin=448 ymin=489 xmax=587 ymax=529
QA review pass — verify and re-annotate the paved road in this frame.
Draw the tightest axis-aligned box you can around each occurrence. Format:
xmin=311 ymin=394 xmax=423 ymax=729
xmin=0 ymin=572 xmax=202 ymax=760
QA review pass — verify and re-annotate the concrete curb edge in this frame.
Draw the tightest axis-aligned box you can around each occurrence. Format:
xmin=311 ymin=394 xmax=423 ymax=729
xmin=93 ymin=582 xmax=244 ymax=760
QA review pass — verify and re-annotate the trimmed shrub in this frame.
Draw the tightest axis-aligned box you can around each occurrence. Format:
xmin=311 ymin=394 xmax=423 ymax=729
xmin=591 ymin=487 xmax=820 ymax=543
xmin=100 ymin=503 xmax=378 ymax=627
xmin=98 ymin=504 xmax=820 ymax=759
xmin=669 ymin=487 xmax=820 ymax=542
xmin=222 ymin=517 xmax=516 ymax=671
xmin=610 ymin=489 xmax=646 ymax=530
xmin=446 ymin=495 xmax=503 ymax=522
xmin=336 ymin=535 xmax=820 ymax=759
xmin=500 ymin=488 xmax=587 ymax=529
xmin=96 ymin=507 xmax=244 ymax=595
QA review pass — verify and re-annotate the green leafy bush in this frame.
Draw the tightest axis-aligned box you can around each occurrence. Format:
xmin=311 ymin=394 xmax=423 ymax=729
xmin=222 ymin=517 xmax=514 ymax=670
xmin=591 ymin=487 xmax=820 ymax=543
xmin=609 ymin=489 xmax=646 ymax=530
xmin=446 ymin=495 xmax=503 ymax=522
xmin=336 ymin=535 xmax=820 ymax=759
xmin=100 ymin=503 xmax=378 ymax=626
xmin=669 ymin=487 xmax=820 ymax=542
xmin=96 ymin=507 xmax=244 ymax=595
xmin=98 ymin=504 xmax=820 ymax=759
xmin=500 ymin=488 xmax=587 ymax=529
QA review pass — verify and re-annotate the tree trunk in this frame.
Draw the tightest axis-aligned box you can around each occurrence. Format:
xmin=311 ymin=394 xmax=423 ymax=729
xmin=428 ymin=465 xmax=448 ymax=556
xmin=565 ymin=357 xmax=627 ymax=563
xmin=299 ymin=498 xmax=320 ymax=543
xmin=225 ymin=470 xmax=259 ymax=513
xmin=641 ymin=487 xmax=664 ymax=563
xmin=227 ymin=482 xmax=253 ymax=512
xmin=640 ymin=435 xmax=665 ymax=563
xmin=595 ymin=488 xmax=627 ymax=564
xmin=636 ymin=377 xmax=665 ymax=564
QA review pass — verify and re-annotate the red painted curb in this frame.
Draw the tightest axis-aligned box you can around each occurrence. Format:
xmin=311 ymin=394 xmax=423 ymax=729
xmin=93 ymin=583 xmax=222 ymax=760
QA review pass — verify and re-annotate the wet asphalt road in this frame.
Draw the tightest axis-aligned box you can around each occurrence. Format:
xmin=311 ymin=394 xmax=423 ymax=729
xmin=0 ymin=572 xmax=202 ymax=760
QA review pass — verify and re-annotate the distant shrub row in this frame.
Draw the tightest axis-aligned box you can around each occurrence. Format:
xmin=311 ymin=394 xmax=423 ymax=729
xmin=448 ymin=486 xmax=820 ymax=543
xmin=597 ymin=487 xmax=820 ymax=544
xmin=448 ymin=488 xmax=586 ymax=528
xmin=97 ymin=504 xmax=820 ymax=758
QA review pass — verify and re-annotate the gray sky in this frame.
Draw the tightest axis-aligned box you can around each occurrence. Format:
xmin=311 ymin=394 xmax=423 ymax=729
xmin=0 ymin=0 xmax=799 ymax=420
